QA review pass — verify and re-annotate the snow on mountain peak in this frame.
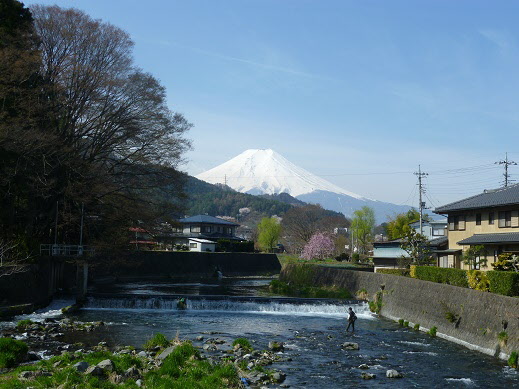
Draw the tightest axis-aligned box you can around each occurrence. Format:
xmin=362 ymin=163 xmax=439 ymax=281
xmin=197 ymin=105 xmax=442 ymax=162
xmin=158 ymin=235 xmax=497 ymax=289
xmin=195 ymin=149 xmax=365 ymax=199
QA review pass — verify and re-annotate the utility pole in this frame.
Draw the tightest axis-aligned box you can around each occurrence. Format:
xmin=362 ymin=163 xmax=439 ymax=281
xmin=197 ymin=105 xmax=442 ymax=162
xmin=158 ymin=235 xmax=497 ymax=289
xmin=414 ymin=165 xmax=428 ymax=235
xmin=224 ymin=174 xmax=227 ymax=187
xmin=495 ymin=152 xmax=517 ymax=187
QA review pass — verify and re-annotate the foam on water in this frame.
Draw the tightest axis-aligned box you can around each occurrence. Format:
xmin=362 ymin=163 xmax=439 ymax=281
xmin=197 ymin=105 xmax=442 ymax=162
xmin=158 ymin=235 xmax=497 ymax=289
xmin=398 ymin=340 xmax=431 ymax=347
xmin=445 ymin=378 xmax=475 ymax=386
xmin=84 ymin=297 xmax=374 ymax=319
xmin=403 ymin=351 xmax=438 ymax=356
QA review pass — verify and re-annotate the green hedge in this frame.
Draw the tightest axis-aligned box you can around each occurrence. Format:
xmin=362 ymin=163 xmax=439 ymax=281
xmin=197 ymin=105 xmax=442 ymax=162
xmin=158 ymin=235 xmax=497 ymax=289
xmin=487 ymin=271 xmax=519 ymax=297
xmin=216 ymin=239 xmax=254 ymax=252
xmin=377 ymin=268 xmax=410 ymax=276
xmin=413 ymin=266 xmax=469 ymax=288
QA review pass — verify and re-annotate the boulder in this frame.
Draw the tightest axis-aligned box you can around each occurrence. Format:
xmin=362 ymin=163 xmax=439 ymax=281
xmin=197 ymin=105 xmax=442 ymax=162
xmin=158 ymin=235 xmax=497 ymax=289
xmin=85 ymin=365 xmax=104 ymax=377
xmin=125 ymin=366 xmax=141 ymax=379
xmin=272 ymin=371 xmax=287 ymax=383
xmin=97 ymin=359 xmax=114 ymax=372
xmin=27 ymin=351 xmax=41 ymax=361
xmin=137 ymin=351 xmax=148 ymax=358
xmin=361 ymin=372 xmax=376 ymax=380
xmin=136 ymin=379 xmax=143 ymax=387
xmin=268 ymin=341 xmax=284 ymax=352
xmin=386 ymin=369 xmax=403 ymax=378
xmin=196 ymin=335 xmax=204 ymax=341
xmin=73 ymin=361 xmax=89 ymax=372
xmin=156 ymin=346 xmax=177 ymax=360
xmin=110 ymin=374 xmax=124 ymax=384
xmin=203 ymin=344 xmax=217 ymax=352
xmin=358 ymin=364 xmax=369 ymax=369
xmin=341 ymin=342 xmax=360 ymax=350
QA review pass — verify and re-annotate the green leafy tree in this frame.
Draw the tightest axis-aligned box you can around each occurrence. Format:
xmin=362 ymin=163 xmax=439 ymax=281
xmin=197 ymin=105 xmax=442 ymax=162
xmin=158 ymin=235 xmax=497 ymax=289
xmin=350 ymin=206 xmax=375 ymax=254
xmin=386 ymin=209 xmax=421 ymax=240
xmin=462 ymin=245 xmax=487 ymax=270
xmin=257 ymin=217 xmax=281 ymax=253
xmin=400 ymin=229 xmax=433 ymax=266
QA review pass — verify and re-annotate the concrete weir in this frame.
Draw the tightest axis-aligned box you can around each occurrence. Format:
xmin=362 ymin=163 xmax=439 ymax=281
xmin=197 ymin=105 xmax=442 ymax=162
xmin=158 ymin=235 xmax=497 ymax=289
xmin=280 ymin=264 xmax=519 ymax=360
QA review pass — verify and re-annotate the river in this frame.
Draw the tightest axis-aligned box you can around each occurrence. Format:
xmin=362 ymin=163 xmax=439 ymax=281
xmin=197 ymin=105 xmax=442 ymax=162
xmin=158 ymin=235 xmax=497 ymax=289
xmin=4 ymin=277 xmax=519 ymax=388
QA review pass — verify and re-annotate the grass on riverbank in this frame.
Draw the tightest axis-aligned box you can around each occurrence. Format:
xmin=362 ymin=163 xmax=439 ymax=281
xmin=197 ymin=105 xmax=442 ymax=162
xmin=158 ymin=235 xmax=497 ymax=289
xmin=0 ymin=338 xmax=241 ymax=389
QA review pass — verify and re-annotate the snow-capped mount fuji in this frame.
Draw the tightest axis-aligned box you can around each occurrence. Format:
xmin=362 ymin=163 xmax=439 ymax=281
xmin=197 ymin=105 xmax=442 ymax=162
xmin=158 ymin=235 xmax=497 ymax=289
xmin=196 ymin=149 xmax=411 ymax=223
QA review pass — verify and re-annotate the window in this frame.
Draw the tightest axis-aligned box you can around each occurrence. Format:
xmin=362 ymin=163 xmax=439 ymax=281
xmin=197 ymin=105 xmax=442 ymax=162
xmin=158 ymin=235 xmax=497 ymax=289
xmin=498 ymin=211 xmax=511 ymax=228
xmin=448 ymin=215 xmax=465 ymax=231
xmin=225 ymin=227 xmax=232 ymax=235
xmin=172 ymin=227 xmax=183 ymax=233
xmin=476 ymin=213 xmax=481 ymax=225
xmin=190 ymin=225 xmax=201 ymax=233
xmin=189 ymin=243 xmax=197 ymax=248
xmin=202 ymin=226 xmax=212 ymax=233
xmin=432 ymin=228 xmax=445 ymax=236
xmin=474 ymin=256 xmax=481 ymax=270
xmin=489 ymin=212 xmax=494 ymax=225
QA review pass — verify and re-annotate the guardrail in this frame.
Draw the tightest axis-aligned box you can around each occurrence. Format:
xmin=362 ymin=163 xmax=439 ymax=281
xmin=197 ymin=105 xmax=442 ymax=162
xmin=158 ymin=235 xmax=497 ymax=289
xmin=40 ymin=244 xmax=95 ymax=257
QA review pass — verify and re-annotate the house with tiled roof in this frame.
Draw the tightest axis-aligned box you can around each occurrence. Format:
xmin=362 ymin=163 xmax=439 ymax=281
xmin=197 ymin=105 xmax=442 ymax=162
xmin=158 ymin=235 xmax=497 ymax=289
xmin=170 ymin=215 xmax=242 ymax=249
xmin=372 ymin=219 xmax=448 ymax=271
xmin=434 ymin=184 xmax=519 ymax=269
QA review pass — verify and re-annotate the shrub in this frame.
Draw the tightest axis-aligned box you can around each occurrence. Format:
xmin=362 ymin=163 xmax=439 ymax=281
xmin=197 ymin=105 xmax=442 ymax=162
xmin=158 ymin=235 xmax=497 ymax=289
xmin=368 ymin=290 xmax=383 ymax=314
xmin=410 ymin=265 xmax=417 ymax=278
xmin=413 ymin=266 xmax=469 ymax=288
xmin=498 ymin=331 xmax=509 ymax=346
xmin=352 ymin=253 xmax=360 ymax=263
xmin=487 ymin=271 xmax=519 ymax=297
xmin=335 ymin=252 xmax=350 ymax=262
xmin=413 ymin=323 xmax=420 ymax=331
xmin=403 ymin=321 xmax=409 ymax=327
xmin=445 ymin=311 xmax=458 ymax=323
xmin=0 ymin=337 xmax=28 ymax=368
xmin=428 ymin=326 xmax=437 ymax=337
xmin=398 ymin=319 xmax=404 ymax=326
xmin=508 ymin=351 xmax=518 ymax=369
xmin=232 ymin=338 xmax=252 ymax=352
xmin=356 ymin=288 xmax=368 ymax=300
xmin=467 ymin=270 xmax=490 ymax=291
xmin=144 ymin=333 xmax=170 ymax=350
xmin=377 ymin=268 xmax=410 ymax=276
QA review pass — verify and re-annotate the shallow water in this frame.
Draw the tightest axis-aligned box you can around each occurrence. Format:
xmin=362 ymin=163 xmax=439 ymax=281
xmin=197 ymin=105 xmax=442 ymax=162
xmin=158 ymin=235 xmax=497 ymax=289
xmin=3 ymin=278 xmax=519 ymax=388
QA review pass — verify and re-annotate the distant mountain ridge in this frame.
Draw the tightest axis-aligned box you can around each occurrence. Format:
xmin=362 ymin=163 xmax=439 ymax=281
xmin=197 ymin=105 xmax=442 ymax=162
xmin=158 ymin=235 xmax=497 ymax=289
xmin=196 ymin=149 xmax=412 ymax=223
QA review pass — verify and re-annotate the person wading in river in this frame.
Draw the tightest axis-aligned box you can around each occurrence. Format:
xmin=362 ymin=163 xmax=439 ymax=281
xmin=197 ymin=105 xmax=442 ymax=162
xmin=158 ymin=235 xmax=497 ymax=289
xmin=346 ymin=307 xmax=357 ymax=332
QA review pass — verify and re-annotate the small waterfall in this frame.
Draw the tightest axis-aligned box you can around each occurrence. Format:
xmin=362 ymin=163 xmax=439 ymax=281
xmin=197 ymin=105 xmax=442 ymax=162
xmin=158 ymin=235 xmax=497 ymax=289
xmin=84 ymin=295 xmax=373 ymax=318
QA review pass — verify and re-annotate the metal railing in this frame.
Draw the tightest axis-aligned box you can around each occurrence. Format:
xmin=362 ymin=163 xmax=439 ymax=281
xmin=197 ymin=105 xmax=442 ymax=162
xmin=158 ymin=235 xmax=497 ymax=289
xmin=40 ymin=244 xmax=95 ymax=257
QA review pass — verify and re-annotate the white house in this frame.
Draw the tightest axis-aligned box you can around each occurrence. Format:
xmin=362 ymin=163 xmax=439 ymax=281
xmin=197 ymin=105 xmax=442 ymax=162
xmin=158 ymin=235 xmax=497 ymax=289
xmin=188 ymin=238 xmax=217 ymax=252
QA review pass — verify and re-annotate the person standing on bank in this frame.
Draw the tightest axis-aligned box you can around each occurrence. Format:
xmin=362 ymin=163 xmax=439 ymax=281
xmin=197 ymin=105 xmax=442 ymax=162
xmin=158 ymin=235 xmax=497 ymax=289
xmin=346 ymin=307 xmax=357 ymax=332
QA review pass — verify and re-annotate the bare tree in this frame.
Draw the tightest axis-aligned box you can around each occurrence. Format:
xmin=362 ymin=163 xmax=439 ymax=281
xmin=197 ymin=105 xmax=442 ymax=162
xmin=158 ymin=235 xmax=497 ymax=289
xmin=14 ymin=5 xmax=193 ymax=244
xmin=0 ymin=239 xmax=30 ymax=277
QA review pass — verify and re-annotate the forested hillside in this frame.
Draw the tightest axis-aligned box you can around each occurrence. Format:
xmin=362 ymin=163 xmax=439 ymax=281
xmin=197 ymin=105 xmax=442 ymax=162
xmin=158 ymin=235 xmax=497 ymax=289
xmin=184 ymin=176 xmax=292 ymax=217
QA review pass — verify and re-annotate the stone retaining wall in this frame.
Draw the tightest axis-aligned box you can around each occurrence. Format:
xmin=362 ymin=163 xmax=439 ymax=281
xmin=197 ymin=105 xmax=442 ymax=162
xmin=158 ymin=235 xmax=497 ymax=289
xmin=281 ymin=264 xmax=519 ymax=359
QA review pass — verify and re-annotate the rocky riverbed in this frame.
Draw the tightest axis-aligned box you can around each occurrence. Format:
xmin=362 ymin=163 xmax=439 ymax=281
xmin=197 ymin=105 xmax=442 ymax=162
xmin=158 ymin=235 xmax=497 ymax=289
xmin=0 ymin=316 xmax=413 ymax=388
xmin=0 ymin=317 xmax=295 ymax=388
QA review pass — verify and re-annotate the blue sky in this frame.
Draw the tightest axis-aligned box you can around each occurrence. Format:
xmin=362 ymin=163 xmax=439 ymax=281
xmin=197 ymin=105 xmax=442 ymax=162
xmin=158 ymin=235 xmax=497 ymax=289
xmin=24 ymin=0 xmax=519 ymax=209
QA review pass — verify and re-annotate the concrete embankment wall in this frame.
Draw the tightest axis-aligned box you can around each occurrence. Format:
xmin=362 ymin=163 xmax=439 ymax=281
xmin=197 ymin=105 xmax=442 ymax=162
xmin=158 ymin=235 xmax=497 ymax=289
xmin=0 ymin=258 xmax=79 ymax=316
xmin=281 ymin=264 xmax=519 ymax=359
xmin=89 ymin=252 xmax=281 ymax=280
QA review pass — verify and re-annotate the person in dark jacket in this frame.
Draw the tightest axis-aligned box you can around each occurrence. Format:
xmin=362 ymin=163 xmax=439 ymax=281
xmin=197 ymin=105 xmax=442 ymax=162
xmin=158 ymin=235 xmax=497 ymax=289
xmin=346 ymin=307 xmax=357 ymax=332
